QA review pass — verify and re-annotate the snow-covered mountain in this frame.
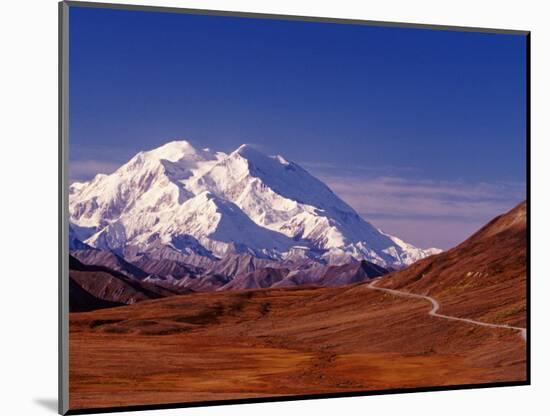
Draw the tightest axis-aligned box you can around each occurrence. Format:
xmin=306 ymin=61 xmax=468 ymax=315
xmin=69 ymin=140 xmax=440 ymax=269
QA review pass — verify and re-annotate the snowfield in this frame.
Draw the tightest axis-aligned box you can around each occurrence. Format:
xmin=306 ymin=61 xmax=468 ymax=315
xmin=69 ymin=140 xmax=440 ymax=268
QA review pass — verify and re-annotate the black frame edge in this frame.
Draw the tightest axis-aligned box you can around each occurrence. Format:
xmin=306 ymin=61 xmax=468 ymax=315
xmin=525 ymin=32 xmax=531 ymax=385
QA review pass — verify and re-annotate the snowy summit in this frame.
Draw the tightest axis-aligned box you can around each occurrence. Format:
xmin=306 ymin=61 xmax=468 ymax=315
xmin=69 ymin=140 xmax=440 ymax=268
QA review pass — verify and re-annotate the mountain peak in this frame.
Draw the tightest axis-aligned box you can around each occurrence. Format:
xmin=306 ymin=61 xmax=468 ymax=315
xmin=231 ymin=145 xmax=290 ymax=168
xmin=233 ymin=144 xmax=264 ymax=158
xmin=70 ymin=139 xmax=440 ymax=269
xmin=235 ymin=143 xmax=250 ymax=152
xmin=145 ymin=140 xmax=200 ymax=162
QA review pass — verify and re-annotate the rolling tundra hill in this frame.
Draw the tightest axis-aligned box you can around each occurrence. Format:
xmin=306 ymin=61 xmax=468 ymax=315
xmin=376 ymin=201 xmax=527 ymax=327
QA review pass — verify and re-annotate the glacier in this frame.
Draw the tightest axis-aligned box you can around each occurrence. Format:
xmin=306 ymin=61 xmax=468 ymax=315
xmin=69 ymin=140 xmax=440 ymax=269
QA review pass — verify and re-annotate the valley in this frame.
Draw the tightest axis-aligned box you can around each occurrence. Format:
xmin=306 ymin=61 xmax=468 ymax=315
xmin=69 ymin=278 xmax=526 ymax=410
xmin=69 ymin=201 xmax=527 ymax=410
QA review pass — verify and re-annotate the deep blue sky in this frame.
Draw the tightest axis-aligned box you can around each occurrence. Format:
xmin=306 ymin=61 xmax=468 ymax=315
xmin=69 ymin=6 xmax=527 ymax=248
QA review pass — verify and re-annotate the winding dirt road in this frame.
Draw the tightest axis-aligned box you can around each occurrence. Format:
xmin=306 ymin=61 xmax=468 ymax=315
xmin=368 ymin=278 xmax=527 ymax=341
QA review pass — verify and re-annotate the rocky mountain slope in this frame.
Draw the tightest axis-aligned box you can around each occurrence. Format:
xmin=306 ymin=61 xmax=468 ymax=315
xmin=69 ymin=256 xmax=192 ymax=311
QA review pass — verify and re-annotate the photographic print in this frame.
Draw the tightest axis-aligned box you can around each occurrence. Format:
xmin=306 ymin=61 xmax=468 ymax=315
xmin=60 ymin=2 xmax=529 ymax=413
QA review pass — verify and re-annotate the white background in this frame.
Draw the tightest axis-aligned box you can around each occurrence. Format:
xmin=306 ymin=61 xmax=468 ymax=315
xmin=1 ymin=0 xmax=548 ymax=415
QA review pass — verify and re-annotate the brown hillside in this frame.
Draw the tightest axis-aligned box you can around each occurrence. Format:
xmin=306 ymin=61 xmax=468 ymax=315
xmin=378 ymin=201 xmax=527 ymax=327
xmin=68 ymin=203 xmax=527 ymax=410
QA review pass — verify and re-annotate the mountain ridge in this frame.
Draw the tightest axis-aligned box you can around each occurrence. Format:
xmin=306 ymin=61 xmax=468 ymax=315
xmin=70 ymin=140 xmax=440 ymax=269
